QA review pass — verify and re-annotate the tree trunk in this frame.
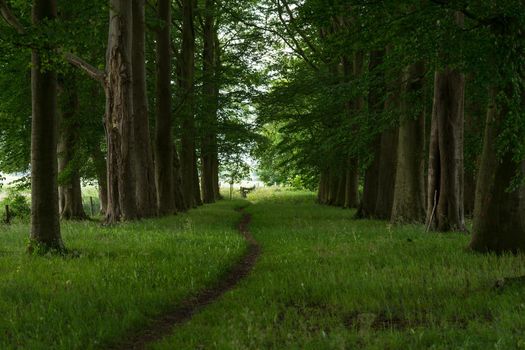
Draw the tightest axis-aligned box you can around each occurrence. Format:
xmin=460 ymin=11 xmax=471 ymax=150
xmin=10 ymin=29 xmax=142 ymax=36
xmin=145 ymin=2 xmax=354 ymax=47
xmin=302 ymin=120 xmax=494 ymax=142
xmin=132 ymin=0 xmax=157 ymax=218
xmin=200 ymin=0 xmax=217 ymax=204
xmin=469 ymin=88 xmax=525 ymax=253
xmin=29 ymin=0 xmax=63 ymax=252
xmin=179 ymin=0 xmax=199 ymax=208
xmin=173 ymin=144 xmax=188 ymax=212
xmin=356 ymin=50 xmax=384 ymax=218
xmin=104 ymin=0 xmax=137 ymax=223
xmin=426 ymin=68 xmax=466 ymax=231
xmin=375 ymin=128 xmax=398 ymax=219
xmin=344 ymin=158 xmax=359 ymax=208
xmin=391 ymin=62 xmax=426 ymax=224
xmin=154 ymin=0 xmax=176 ymax=216
xmin=57 ymin=78 xmax=87 ymax=220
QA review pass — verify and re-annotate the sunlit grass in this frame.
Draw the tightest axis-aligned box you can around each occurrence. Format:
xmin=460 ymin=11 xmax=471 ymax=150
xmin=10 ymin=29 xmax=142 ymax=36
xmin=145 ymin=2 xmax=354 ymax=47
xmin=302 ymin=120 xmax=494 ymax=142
xmin=0 ymin=199 xmax=247 ymax=349
xmin=154 ymin=190 xmax=525 ymax=350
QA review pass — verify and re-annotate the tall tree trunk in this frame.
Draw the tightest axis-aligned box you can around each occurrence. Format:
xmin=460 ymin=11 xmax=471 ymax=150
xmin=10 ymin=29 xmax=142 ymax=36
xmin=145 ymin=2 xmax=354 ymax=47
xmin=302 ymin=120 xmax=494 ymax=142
xmin=391 ymin=62 xmax=426 ymax=224
xmin=173 ymin=144 xmax=188 ymax=212
xmin=29 ymin=0 xmax=63 ymax=252
xmin=180 ymin=0 xmax=199 ymax=208
xmin=356 ymin=50 xmax=384 ymax=218
xmin=200 ymin=0 xmax=217 ymax=204
xmin=132 ymin=0 xmax=157 ymax=218
xmin=57 ymin=78 xmax=87 ymax=220
xmin=469 ymin=88 xmax=525 ymax=253
xmin=154 ymin=0 xmax=176 ymax=216
xmin=426 ymin=68 xmax=466 ymax=231
xmin=341 ymin=53 xmax=361 ymax=209
xmin=104 ymin=0 xmax=137 ymax=223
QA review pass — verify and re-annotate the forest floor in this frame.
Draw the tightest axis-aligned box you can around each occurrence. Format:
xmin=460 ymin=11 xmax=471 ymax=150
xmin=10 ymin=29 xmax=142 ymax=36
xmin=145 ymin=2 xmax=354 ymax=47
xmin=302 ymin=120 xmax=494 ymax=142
xmin=1 ymin=190 xmax=525 ymax=349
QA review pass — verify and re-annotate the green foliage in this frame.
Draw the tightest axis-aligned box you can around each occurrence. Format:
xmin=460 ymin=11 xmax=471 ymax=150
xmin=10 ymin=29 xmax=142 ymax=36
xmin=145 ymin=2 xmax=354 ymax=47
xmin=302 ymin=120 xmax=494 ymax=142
xmin=0 ymin=190 xmax=30 ymax=220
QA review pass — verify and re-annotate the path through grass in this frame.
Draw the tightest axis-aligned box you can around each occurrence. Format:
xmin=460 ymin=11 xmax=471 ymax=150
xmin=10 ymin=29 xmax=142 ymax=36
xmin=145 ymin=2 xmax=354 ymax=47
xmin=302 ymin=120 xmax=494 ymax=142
xmin=154 ymin=190 xmax=525 ymax=349
xmin=0 ymin=200 xmax=247 ymax=349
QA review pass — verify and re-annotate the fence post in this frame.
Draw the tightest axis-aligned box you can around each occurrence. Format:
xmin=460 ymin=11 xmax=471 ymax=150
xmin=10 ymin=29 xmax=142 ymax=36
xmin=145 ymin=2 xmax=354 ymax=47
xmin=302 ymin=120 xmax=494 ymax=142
xmin=5 ymin=205 xmax=10 ymax=224
xmin=90 ymin=197 xmax=94 ymax=217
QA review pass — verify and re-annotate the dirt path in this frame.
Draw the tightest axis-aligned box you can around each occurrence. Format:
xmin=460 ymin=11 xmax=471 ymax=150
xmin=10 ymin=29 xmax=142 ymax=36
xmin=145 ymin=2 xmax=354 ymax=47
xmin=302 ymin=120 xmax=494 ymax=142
xmin=109 ymin=207 xmax=260 ymax=350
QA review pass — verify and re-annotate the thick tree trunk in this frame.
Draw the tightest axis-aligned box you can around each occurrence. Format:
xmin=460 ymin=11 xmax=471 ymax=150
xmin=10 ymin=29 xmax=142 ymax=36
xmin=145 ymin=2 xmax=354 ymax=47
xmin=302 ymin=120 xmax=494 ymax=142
xmin=132 ymin=0 xmax=157 ymax=218
xmin=57 ymin=78 xmax=87 ymax=220
xmin=154 ymin=0 xmax=176 ymax=216
xmin=327 ymin=168 xmax=339 ymax=206
xmin=200 ymin=0 xmax=217 ymax=204
xmin=391 ymin=62 xmax=426 ymax=224
xmin=469 ymin=88 xmax=525 ymax=253
xmin=104 ymin=0 xmax=137 ymax=223
xmin=317 ymin=170 xmax=329 ymax=204
xmin=29 ymin=0 xmax=63 ymax=252
xmin=179 ymin=0 xmax=199 ymax=208
xmin=335 ymin=173 xmax=346 ymax=207
xmin=426 ymin=68 xmax=466 ymax=231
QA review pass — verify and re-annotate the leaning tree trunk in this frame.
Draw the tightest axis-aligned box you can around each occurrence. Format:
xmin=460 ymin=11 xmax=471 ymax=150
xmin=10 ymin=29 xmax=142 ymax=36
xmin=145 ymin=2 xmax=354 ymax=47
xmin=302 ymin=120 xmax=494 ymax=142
xmin=426 ymin=68 xmax=466 ymax=231
xmin=469 ymin=88 xmax=525 ymax=253
xmin=104 ymin=0 xmax=137 ymax=223
xmin=132 ymin=0 xmax=157 ymax=218
xmin=180 ymin=0 xmax=199 ymax=208
xmin=391 ymin=62 xmax=427 ymax=224
xmin=29 ymin=0 xmax=63 ymax=252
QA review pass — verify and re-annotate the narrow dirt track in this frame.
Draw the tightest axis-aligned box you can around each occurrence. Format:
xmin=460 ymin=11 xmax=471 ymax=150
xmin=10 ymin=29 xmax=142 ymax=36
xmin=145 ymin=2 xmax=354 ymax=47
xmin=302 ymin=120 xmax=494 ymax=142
xmin=108 ymin=207 xmax=260 ymax=350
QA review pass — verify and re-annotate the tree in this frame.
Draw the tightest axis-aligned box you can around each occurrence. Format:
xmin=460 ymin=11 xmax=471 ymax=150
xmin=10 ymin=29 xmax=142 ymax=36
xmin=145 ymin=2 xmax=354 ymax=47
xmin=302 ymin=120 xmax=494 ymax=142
xmin=132 ymin=0 xmax=157 ymax=218
xmin=29 ymin=0 xmax=64 ymax=251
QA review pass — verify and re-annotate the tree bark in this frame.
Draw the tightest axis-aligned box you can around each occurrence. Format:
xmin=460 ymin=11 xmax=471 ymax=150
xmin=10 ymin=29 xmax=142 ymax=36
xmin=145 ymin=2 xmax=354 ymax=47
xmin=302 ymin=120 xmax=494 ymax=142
xmin=469 ymin=88 xmax=525 ymax=253
xmin=154 ymin=0 xmax=176 ymax=216
xmin=104 ymin=0 xmax=137 ymax=223
xmin=426 ymin=68 xmax=466 ymax=231
xmin=132 ymin=0 xmax=157 ymax=218
xmin=180 ymin=0 xmax=199 ymax=208
xmin=29 ymin=0 xmax=63 ymax=251
xmin=391 ymin=62 xmax=426 ymax=224
xmin=200 ymin=0 xmax=218 ymax=204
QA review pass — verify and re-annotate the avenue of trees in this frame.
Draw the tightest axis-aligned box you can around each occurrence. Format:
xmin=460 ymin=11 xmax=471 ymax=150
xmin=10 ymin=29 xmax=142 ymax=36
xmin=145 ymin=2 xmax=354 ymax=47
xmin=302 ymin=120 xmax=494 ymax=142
xmin=254 ymin=0 xmax=525 ymax=253
xmin=0 ymin=0 xmax=259 ymax=251
xmin=1 ymin=0 xmax=525 ymax=255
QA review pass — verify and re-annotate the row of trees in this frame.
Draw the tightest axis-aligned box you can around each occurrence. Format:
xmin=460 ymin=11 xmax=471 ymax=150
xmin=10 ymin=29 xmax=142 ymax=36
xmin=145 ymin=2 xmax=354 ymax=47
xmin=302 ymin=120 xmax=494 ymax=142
xmin=0 ymin=0 xmax=260 ymax=252
xmin=255 ymin=0 xmax=525 ymax=253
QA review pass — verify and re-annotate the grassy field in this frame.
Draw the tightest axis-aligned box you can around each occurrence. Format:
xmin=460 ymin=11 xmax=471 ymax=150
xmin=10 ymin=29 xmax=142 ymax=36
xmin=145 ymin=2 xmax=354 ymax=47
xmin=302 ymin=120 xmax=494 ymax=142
xmin=153 ymin=190 xmax=525 ymax=350
xmin=0 ymin=199 xmax=247 ymax=349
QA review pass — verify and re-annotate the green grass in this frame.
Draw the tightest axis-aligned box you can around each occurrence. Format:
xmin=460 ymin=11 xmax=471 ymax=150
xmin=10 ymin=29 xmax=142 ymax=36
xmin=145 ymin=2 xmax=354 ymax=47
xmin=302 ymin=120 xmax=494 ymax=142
xmin=153 ymin=190 xmax=525 ymax=350
xmin=0 ymin=199 xmax=247 ymax=349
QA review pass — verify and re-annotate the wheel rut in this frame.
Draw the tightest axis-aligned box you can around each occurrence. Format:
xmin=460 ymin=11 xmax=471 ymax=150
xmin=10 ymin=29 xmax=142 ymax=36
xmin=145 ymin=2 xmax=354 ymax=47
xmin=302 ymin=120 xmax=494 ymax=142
xmin=109 ymin=207 xmax=260 ymax=350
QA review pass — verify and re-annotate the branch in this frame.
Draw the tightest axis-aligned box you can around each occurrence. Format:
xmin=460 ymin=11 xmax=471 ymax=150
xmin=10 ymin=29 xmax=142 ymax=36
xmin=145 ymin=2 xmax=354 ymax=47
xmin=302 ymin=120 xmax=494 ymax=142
xmin=275 ymin=0 xmax=319 ymax=71
xmin=280 ymin=0 xmax=321 ymax=57
xmin=63 ymin=52 xmax=105 ymax=82
xmin=0 ymin=0 xmax=25 ymax=34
